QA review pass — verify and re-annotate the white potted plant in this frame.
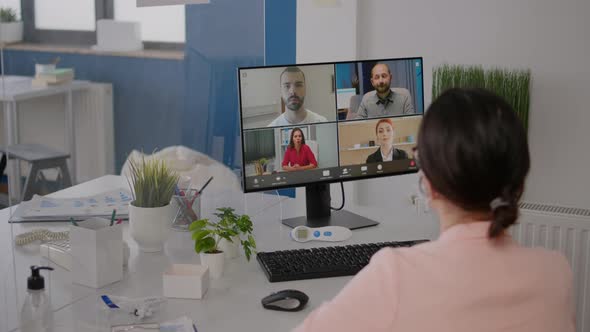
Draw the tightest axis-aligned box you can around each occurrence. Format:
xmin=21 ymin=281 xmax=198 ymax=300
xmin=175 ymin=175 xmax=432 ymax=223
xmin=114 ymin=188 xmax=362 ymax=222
xmin=190 ymin=207 xmax=256 ymax=279
xmin=0 ymin=7 xmax=23 ymax=44
xmin=127 ymin=156 xmax=179 ymax=252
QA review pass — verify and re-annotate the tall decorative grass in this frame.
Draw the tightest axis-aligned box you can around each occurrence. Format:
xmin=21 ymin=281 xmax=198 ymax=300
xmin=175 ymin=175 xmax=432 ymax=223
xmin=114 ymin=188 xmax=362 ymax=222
xmin=127 ymin=156 xmax=179 ymax=208
xmin=432 ymin=64 xmax=531 ymax=130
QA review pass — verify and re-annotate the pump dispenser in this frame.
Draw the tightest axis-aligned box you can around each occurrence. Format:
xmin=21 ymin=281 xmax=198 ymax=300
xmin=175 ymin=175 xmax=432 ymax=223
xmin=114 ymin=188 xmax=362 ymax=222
xmin=20 ymin=266 xmax=54 ymax=332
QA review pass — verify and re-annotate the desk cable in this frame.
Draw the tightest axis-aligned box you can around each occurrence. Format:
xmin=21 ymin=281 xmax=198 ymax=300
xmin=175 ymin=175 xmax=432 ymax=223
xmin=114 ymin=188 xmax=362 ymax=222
xmin=331 ymin=182 xmax=345 ymax=211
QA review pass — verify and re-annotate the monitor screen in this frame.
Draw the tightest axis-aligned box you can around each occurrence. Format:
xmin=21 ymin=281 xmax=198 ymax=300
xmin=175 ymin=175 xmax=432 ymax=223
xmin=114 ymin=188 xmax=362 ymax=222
xmin=238 ymin=57 xmax=424 ymax=193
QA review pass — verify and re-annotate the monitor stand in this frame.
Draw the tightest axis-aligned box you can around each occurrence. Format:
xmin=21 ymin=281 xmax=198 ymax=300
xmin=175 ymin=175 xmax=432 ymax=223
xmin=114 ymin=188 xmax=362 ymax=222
xmin=281 ymin=183 xmax=379 ymax=230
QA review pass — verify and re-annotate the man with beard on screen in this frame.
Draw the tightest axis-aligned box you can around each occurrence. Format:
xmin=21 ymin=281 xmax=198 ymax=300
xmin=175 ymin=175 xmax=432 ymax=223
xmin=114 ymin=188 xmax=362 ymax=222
xmin=355 ymin=63 xmax=415 ymax=119
xmin=268 ymin=66 xmax=328 ymax=127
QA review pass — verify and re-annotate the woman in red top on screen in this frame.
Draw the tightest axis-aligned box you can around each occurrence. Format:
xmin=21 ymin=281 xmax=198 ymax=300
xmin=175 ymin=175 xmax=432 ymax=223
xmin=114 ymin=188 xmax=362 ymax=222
xmin=282 ymin=128 xmax=318 ymax=172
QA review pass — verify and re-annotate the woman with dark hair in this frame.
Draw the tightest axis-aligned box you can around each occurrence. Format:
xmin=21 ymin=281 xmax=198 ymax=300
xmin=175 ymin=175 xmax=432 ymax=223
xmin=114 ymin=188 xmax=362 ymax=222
xmin=365 ymin=118 xmax=408 ymax=163
xmin=282 ymin=128 xmax=317 ymax=172
xmin=293 ymin=88 xmax=574 ymax=332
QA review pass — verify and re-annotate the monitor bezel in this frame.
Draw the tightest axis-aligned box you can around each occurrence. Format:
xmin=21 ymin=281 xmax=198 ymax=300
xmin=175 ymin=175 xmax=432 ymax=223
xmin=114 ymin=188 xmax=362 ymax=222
xmin=237 ymin=56 xmax=424 ymax=194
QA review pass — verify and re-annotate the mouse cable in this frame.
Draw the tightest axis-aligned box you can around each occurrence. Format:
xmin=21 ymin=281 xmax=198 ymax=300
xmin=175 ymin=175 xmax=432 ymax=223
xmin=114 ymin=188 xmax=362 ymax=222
xmin=331 ymin=182 xmax=345 ymax=211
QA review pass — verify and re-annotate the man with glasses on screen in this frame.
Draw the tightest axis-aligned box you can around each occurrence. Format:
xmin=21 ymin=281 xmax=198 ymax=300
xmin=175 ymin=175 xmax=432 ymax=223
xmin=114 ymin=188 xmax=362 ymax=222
xmin=268 ymin=67 xmax=328 ymax=127
xmin=355 ymin=63 xmax=415 ymax=119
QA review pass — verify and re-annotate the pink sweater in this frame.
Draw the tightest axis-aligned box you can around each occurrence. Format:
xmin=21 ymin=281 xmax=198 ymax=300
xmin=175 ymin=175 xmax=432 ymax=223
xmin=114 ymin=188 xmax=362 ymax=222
xmin=293 ymin=222 xmax=575 ymax=332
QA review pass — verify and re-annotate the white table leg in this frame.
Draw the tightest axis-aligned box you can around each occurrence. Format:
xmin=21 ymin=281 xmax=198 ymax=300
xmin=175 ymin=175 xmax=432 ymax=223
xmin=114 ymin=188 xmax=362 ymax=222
xmin=3 ymin=100 xmax=21 ymax=203
xmin=65 ymin=90 xmax=76 ymax=184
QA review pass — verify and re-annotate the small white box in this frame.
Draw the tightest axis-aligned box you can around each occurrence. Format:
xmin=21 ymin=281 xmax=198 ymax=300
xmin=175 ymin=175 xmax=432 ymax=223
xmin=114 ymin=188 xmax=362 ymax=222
xmin=92 ymin=19 xmax=143 ymax=52
xmin=163 ymin=264 xmax=209 ymax=299
xmin=70 ymin=218 xmax=123 ymax=288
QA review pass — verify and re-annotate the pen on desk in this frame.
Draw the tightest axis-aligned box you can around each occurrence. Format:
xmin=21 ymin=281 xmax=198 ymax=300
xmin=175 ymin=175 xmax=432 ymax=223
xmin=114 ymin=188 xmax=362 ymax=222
xmin=116 ymin=218 xmax=123 ymax=225
xmin=70 ymin=217 xmax=79 ymax=227
xmin=110 ymin=209 xmax=116 ymax=226
xmin=197 ymin=176 xmax=214 ymax=195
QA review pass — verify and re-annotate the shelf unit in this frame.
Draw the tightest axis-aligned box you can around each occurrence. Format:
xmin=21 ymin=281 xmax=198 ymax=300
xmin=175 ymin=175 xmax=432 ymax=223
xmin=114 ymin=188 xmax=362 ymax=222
xmin=341 ymin=142 xmax=414 ymax=151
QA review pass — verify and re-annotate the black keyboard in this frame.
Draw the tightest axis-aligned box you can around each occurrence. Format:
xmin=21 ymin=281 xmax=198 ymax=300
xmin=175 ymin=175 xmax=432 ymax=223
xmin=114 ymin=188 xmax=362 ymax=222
xmin=256 ymin=240 xmax=428 ymax=282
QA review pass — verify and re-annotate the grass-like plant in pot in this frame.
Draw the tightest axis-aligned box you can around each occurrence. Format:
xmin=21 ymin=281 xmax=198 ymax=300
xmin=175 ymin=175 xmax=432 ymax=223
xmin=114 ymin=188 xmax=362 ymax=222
xmin=0 ymin=7 xmax=23 ymax=43
xmin=432 ymin=64 xmax=531 ymax=131
xmin=127 ymin=156 xmax=179 ymax=252
xmin=190 ymin=207 xmax=256 ymax=278
xmin=0 ymin=7 xmax=17 ymax=22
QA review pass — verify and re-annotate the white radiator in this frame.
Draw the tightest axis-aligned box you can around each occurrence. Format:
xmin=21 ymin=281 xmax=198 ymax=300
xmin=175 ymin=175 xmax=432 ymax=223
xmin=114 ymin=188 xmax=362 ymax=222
xmin=511 ymin=202 xmax=590 ymax=331
xmin=72 ymin=83 xmax=115 ymax=183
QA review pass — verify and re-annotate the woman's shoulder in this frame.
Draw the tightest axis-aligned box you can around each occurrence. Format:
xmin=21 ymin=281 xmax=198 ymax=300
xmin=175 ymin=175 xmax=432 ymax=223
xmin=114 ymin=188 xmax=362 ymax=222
xmin=517 ymin=245 xmax=571 ymax=269
xmin=393 ymin=148 xmax=408 ymax=159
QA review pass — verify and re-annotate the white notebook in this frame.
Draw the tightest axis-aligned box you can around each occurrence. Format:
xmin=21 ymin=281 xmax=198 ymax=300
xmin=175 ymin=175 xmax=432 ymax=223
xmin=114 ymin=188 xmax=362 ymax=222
xmin=11 ymin=188 xmax=132 ymax=222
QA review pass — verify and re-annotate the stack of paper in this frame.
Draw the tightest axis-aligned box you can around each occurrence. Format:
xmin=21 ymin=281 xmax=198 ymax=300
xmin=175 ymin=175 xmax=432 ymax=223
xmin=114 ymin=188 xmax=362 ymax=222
xmin=10 ymin=188 xmax=132 ymax=223
xmin=111 ymin=316 xmax=197 ymax=332
xmin=159 ymin=316 xmax=198 ymax=332
xmin=31 ymin=68 xmax=75 ymax=87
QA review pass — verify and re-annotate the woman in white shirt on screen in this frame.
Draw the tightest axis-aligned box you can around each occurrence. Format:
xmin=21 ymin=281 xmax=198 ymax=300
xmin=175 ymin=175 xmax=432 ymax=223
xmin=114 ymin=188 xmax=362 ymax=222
xmin=365 ymin=118 xmax=408 ymax=163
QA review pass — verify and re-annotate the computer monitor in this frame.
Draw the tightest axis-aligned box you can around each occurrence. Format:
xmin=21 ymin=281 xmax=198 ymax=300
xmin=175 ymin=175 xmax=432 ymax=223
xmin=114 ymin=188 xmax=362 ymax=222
xmin=238 ymin=57 xmax=424 ymax=229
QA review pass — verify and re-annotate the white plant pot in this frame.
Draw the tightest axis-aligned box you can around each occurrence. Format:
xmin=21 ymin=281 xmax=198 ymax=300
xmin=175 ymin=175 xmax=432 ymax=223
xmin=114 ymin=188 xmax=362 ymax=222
xmin=218 ymin=236 xmax=239 ymax=259
xmin=199 ymin=252 xmax=225 ymax=279
xmin=0 ymin=22 xmax=23 ymax=43
xmin=129 ymin=203 xmax=174 ymax=252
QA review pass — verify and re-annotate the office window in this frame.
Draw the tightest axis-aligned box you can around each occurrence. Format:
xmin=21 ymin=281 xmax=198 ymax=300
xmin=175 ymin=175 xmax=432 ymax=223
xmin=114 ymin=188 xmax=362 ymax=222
xmin=114 ymin=0 xmax=185 ymax=43
xmin=21 ymin=1 xmax=184 ymax=48
xmin=0 ymin=0 xmax=20 ymax=19
xmin=35 ymin=0 xmax=96 ymax=31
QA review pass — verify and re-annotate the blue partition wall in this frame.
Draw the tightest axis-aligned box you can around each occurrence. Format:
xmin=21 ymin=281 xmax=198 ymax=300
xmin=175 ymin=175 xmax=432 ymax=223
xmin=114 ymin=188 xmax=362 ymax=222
xmin=184 ymin=0 xmax=266 ymax=168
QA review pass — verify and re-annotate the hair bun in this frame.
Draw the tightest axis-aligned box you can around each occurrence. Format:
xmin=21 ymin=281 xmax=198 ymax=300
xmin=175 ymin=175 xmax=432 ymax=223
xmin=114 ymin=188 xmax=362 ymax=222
xmin=489 ymin=199 xmax=518 ymax=238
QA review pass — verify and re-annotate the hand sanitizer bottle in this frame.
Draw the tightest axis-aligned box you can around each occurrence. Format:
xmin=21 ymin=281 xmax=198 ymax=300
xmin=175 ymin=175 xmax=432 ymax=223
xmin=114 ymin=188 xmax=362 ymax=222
xmin=20 ymin=266 xmax=54 ymax=332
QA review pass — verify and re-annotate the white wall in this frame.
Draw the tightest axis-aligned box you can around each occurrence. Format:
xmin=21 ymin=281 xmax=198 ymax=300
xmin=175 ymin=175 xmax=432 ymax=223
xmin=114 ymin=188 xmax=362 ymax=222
xmin=298 ymin=0 xmax=590 ymax=209
xmin=303 ymin=64 xmax=337 ymax=120
xmin=240 ymin=67 xmax=283 ymax=129
xmin=314 ymin=123 xmax=339 ymax=168
xmin=296 ymin=0 xmax=358 ymax=63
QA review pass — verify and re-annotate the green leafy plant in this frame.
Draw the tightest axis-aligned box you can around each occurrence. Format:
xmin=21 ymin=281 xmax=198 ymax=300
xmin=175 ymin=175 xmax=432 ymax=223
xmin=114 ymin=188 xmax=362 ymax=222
xmin=126 ymin=156 xmax=179 ymax=208
xmin=189 ymin=207 xmax=257 ymax=261
xmin=0 ymin=7 xmax=18 ymax=22
xmin=432 ymin=64 xmax=531 ymax=130
xmin=259 ymin=157 xmax=269 ymax=172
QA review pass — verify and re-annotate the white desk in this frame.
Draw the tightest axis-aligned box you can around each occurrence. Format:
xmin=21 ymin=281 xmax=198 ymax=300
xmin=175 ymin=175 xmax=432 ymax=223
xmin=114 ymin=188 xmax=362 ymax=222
xmin=0 ymin=175 xmax=437 ymax=332
xmin=1 ymin=76 xmax=91 ymax=202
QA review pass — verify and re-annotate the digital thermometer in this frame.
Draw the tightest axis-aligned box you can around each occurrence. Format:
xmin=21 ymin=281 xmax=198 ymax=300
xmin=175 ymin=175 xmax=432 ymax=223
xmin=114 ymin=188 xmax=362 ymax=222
xmin=290 ymin=226 xmax=352 ymax=242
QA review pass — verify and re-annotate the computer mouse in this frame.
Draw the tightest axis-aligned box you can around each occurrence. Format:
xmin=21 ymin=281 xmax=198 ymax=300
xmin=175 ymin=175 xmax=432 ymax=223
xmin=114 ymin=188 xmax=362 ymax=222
xmin=261 ymin=289 xmax=309 ymax=312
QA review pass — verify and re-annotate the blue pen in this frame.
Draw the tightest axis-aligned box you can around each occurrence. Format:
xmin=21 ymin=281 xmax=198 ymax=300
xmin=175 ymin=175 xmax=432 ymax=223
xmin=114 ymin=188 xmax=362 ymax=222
xmin=70 ymin=217 xmax=79 ymax=227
